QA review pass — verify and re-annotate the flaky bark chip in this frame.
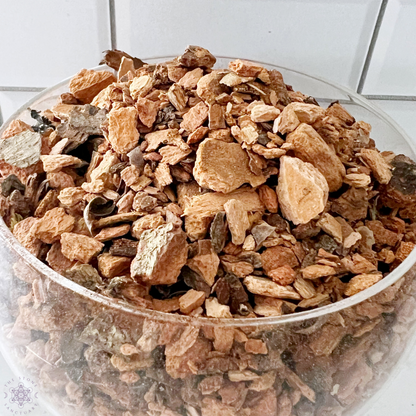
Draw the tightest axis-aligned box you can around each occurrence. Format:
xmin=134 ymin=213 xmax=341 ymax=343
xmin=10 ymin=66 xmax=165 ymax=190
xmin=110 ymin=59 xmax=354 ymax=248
xmin=108 ymin=107 xmax=139 ymax=154
xmin=69 ymin=68 xmax=116 ymax=104
xmin=131 ymin=223 xmax=188 ymax=285
xmin=277 ymin=156 xmax=329 ymax=225
xmin=194 ymin=138 xmax=266 ymax=193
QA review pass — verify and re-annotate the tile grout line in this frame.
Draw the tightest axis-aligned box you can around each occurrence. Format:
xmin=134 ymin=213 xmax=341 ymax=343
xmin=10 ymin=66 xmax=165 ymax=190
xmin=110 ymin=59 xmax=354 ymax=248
xmin=357 ymin=0 xmax=389 ymax=94
xmin=109 ymin=0 xmax=117 ymax=50
xmin=363 ymin=95 xmax=416 ymax=102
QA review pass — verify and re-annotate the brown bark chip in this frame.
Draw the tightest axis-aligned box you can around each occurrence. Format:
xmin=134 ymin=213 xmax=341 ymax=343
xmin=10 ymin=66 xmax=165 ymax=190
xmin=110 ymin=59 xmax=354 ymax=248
xmin=107 ymin=107 xmax=140 ymax=154
xmin=61 ymin=233 xmax=104 ymax=263
xmin=344 ymin=273 xmax=383 ymax=296
xmin=243 ymin=275 xmax=301 ymax=300
xmin=31 ymin=207 xmax=75 ymax=244
xmin=131 ymin=223 xmax=188 ymax=285
xmin=180 ymin=101 xmax=209 ymax=133
xmin=224 ymin=199 xmax=250 ymax=245
xmin=69 ymin=69 xmax=116 ymax=103
xmin=286 ymin=123 xmax=345 ymax=192
xmin=359 ymin=148 xmax=392 ymax=185
xmin=277 ymin=156 xmax=329 ymax=225
xmin=261 ymin=246 xmax=299 ymax=274
xmin=97 ymin=253 xmax=131 ymax=278
xmin=194 ymin=139 xmax=266 ymax=193
xmin=179 ymin=289 xmax=206 ymax=314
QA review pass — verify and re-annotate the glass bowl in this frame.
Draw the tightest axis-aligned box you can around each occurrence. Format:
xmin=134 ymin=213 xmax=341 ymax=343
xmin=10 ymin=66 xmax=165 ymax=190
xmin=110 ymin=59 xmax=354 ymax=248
xmin=0 ymin=57 xmax=416 ymax=416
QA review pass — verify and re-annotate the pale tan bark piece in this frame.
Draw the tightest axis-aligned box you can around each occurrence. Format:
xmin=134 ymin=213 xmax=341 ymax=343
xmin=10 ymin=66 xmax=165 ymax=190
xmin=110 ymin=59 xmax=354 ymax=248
xmin=129 ymin=75 xmax=153 ymax=100
xmin=98 ymin=253 xmax=131 ymax=278
xmin=180 ymin=101 xmax=209 ymax=132
xmin=196 ymin=70 xmax=227 ymax=105
xmin=145 ymin=128 xmax=189 ymax=152
xmin=273 ymin=106 xmax=300 ymax=135
xmin=250 ymin=104 xmax=280 ymax=123
xmin=179 ymin=290 xmax=206 ymax=314
xmin=118 ymin=56 xmax=135 ymax=80
xmin=344 ymin=273 xmax=383 ymax=297
xmin=108 ymin=107 xmax=139 ymax=154
xmin=159 ymin=145 xmax=191 ymax=165
xmin=286 ymin=102 xmax=325 ymax=124
xmin=243 ymin=275 xmax=301 ymax=300
xmin=286 ymin=123 xmax=345 ymax=192
xmin=94 ymin=224 xmax=131 ymax=242
xmin=1 ymin=119 xmax=33 ymax=140
xmin=69 ymin=69 xmax=116 ymax=104
xmin=277 ymin=156 xmax=329 ymax=225
xmin=317 ymin=213 xmax=343 ymax=243
xmin=224 ymin=199 xmax=250 ymax=245
xmin=187 ymin=240 xmax=220 ymax=286
xmin=167 ymin=83 xmax=187 ymax=111
xmin=136 ymin=97 xmax=158 ymax=127
xmin=245 ymin=339 xmax=268 ymax=355
xmin=13 ymin=217 xmax=42 ymax=257
xmin=301 ymin=265 xmax=336 ymax=280
xmin=359 ymin=148 xmax=392 ymax=185
xmin=205 ymin=298 xmax=232 ymax=318
xmin=184 ymin=188 xmax=264 ymax=240
xmin=31 ymin=207 xmax=75 ymax=244
xmin=194 ymin=138 xmax=266 ymax=193
xmin=41 ymin=155 xmax=83 ymax=173
xmin=61 ymin=233 xmax=104 ymax=263
xmin=131 ymin=223 xmax=188 ymax=285
xmin=177 ymin=68 xmax=204 ymax=89
xmin=229 ymin=59 xmax=264 ymax=77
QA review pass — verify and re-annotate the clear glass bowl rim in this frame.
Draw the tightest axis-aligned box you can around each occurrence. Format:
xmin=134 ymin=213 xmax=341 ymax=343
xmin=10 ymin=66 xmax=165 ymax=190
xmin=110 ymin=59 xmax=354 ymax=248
xmin=0 ymin=56 xmax=415 ymax=328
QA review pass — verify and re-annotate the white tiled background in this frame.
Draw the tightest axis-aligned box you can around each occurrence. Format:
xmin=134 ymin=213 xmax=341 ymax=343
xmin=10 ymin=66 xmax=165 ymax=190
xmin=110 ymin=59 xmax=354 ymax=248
xmin=0 ymin=0 xmax=415 ymax=415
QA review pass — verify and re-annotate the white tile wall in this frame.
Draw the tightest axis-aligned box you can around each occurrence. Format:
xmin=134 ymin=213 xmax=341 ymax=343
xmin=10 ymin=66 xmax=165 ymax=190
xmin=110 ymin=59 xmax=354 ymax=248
xmin=362 ymin=0 xmax=416 ymax=95
xmin=0 ymin=91 xmax=38 ymax=123
xmin=115 ymin=0 xmax=380 ymax=90
xmin=0 ymin=0 xmax=111 ymax=88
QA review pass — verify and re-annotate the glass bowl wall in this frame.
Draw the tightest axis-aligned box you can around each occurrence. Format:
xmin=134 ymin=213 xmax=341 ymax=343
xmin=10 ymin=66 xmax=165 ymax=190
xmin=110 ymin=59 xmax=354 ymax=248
xmin=0 ymin=58 xmax=415 ymax=416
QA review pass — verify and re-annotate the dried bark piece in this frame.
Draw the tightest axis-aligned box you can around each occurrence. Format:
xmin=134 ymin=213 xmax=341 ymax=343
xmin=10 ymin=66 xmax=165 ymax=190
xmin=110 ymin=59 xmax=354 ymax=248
xmin=208 ymin=104 xmax=226 ymax=130
xmin=64 ymin=264 xmax=103 ymax=291
xmin=251 ymin=144 xmax=286 ymax=159
xmin=366 ymin=220 xmax=399 ymax=246
xmin=98 ymin=253 xmax=131 ymax=278
xmin=1 ymin=119 xmax=33 ymax=140
xmin=129 ymin=75 xmax=153 ymax=100
xmin=109 ymin=238 xmax=138 ymax=257
xmin=229 ymin=59 xmax=264 ymax=77
xmin=243 ymin=275 xmax=301 ymax=300
xmin=286 ymin=123 xmax=345 ymax=192
xmin=220 ymin=72 xmax=254 ymax=87
xmin=100 ymin=49 xmax=145 ymax=70
xmin=344 ymin=173 xmax=371 ymax=188
xmin=159 ymin=145 xmax=191 ymax=165
xmin=258 ymin=184 xmax=278 ymax=213
xmin=31 ymin=207 xmax=75 ymax=244
xmin=178 ymin=68 xmax=204 ymax=89
xmin=261 ymin=245 xmax=299 ymax=274
xmin=250 ymin=104 xmax=280 ymax=123
xmin=0 ymin=131 xmax=42 ymax=168
xmin=94 ymin=224 xmax=131 ymax=242
xmin=194 ymin=139 xmax=266 ymax=193
xmin=179 ymin=290 xmax=206 ymax=314
xmin=359 ymin=148 xmax=392 ymax=185
xmin=277 ymin=156 xmax=328 ymax=225
xmin=46 ymin=242 xmax=76 ymax=273
xmin=331 ymin=187 xmax=369 ymax=221
xmin=13 ymin=217 xmax=42 ymax=257
xmin=341 ymin=253 xmax=377 ymax=274
xmin=394 ymin=241 xmax=415 ymax=263
xmin=251 ymin=221 xmax=275 ymax=246
xmin=344 ymin=273 xmax=383 ymax=296
xmin=301 ymin=265 xmax=336 ymax=280
xmin=224 ymin=199 xmax=250 ymax=245
xmin=196 ymin=71 xmax=228 ymax=105
xmin=245 ymin=339 xmax=268 ymax=355
xmin=268 ymin=265 xmax=296 ymax=285
xmin=180 ymin=101 xmax=209 ymax=133
xmin=41 ymin=155 xmax=84 ymax=173
xmin=154 ymin=162 xmax=173 ymax=188
xmin=178 ymin=45 xmax=216 ymax=68
xmin=118 ymin=56 xmax=135 ymax=79
xmin=131 ymin=223 xmax=188 ymax=285
xmin=57 ymin=187 xmax=86 ymax=206
xmin=167 ymin=83 xmax=187 ymax=111
xmin=69 ymin=69 xmax=116 ymax=104
xmin=317 ymin=213 xmax=343 ymax=244
xmin=188 ymin=240 xmax=220 ymax=286
xmin=213 ymin=327 xmax=234 ymax=353
xmin=286 ymin=102 xmax=325 ymax=124
xmin=273 ymin=105 xmax=300 ymax=135
xmin=61 ymin=232 xmax=104 ymax=263
xmin=254 ymin=296 xmax=283 ymax=316
xmin=205 ymin=297 xmax=232 ymax=318
xmin=131 ymin=213 xmax=165 ymax=239
xmin=135 ymin=97 xmax=159 ymax=128
xmin=145 ymin=128 xmax=189 ymax=152
xmin=108 ymin=107 xmax=139 ymax=154
xmin=210 ymin=211 xmax=228 ymax=253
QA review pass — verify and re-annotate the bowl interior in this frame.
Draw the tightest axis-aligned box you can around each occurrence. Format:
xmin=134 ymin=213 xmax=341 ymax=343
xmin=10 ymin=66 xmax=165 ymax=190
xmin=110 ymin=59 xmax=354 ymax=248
xmin=0 ymin=57 xmax=415 ymax=328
